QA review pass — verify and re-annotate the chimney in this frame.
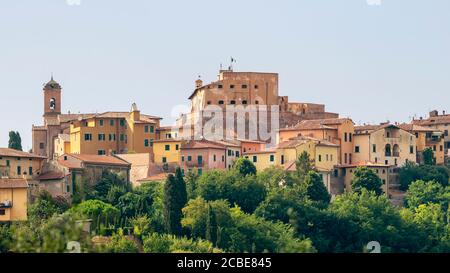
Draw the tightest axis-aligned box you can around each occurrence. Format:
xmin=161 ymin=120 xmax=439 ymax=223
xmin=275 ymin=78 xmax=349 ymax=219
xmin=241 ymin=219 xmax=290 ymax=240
xmin=443 ymin=110 xmax=446 ymax=115
xmin=430 ymin=110 xmax=439 ymax=117
xmin=130 ymin=103 xmax=140 ymax=121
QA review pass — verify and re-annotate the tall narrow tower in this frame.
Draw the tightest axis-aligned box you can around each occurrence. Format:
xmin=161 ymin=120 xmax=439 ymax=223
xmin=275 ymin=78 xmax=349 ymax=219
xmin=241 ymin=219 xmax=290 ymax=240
xmin=43 ymin=76 xmax=62 ymax=123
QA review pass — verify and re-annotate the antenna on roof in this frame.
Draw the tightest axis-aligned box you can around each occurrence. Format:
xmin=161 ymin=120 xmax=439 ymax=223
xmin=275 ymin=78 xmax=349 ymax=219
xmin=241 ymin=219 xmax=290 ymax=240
xmin=229 ymin=57 xmax=236 ymax=71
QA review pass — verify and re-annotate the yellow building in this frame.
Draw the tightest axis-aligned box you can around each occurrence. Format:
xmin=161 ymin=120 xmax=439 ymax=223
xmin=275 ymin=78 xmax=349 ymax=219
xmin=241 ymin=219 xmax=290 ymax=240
xmin=413 ymin=110 xmax=450 ymax=154
xmin=398 ymin=124 xmax=446 ymax=165
xmin=54 ymin=134 xmax=71 ymax=158
xmin=353 ymin=124 xmax=416 ymax=167
xmin=333 ymin=162 xmax=394 ymax=194
xmin=153 ymin=139 xmax=182 ymax=165
xmin=244 ymin=136 xmax=339 ymax=173
xmin=0 ymin=148 xmax=46 ymax=179
xmin=278 ymin=118 xmax=355 ymax=165
xmin=0 ymin=178 xmax=28 ymax=221
xmin=70 ymin=103 xmax=161 ymax=156
xmin=243 ymin=149 xmax=277 ymax=171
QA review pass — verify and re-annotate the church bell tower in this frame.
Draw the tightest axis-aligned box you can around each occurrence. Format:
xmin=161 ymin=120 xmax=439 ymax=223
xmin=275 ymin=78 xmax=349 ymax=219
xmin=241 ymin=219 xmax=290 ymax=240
xmin=43 ymin=76 xmax=62 ymax=121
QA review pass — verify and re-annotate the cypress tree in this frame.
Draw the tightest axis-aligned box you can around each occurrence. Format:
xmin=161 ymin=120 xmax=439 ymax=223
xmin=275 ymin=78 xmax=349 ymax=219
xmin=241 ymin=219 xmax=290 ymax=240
xmin=163 ymin=170 xmax=187 ymax=236
xmin=205 ymin=204 xmax=217 ymax=246
xmin=8 ymin=131 xmax=22 ymax=151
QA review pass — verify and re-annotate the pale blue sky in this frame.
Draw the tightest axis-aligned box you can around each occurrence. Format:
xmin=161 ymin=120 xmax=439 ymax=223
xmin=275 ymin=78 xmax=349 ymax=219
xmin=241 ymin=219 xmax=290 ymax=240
xmin=1 ymin=0 xmax=449 ymax=151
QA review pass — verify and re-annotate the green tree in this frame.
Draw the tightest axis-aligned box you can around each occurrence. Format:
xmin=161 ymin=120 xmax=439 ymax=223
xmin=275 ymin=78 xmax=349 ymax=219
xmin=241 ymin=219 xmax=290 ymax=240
xmin=404 ymin=180 xmax=446 ymax=209
xmin=301 ymin=171 xmax=331 ymax=205
xmin=351 ymin=167 xmax=383 ymax=195
xmin=103 ymin=233 xmax=140 ymax=253
xmin=295 ymin=151 xmax=312 ymax=180
xmin=91 ymin=170 xmax=131 ymax=201
xmin=8 ymin=131 xmax=22 ymax=151
xmin=163 ymin=171 xmax=187 ymax=236
xmin=205 ymin=204 xmax=218 ymax=246
xmin=423 ymin=147 xmax=435 ymax=165
xmin=399 ymin=162 xmax=449 ymax=190
xmin=185 ymin=169 xmax=199 ymax=200
xmin=234 ymin=158 xmax=257 ymax=176
xmin=68 ymin=200 xmax=120 ymax=231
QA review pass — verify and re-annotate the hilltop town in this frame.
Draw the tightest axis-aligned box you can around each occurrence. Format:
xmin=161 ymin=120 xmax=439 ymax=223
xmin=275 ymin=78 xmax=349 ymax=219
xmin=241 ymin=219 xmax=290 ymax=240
xmin=1 ymin=68 xmax=449 ymax=223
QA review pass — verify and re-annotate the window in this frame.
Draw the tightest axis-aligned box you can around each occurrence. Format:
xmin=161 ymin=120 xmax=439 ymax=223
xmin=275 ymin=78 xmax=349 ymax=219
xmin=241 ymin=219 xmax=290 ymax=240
xmin=242 ymin=84 xmax=248 ymax=89
xmin=349 ymin=153 xmax=352 ymax=164
xmin=222 ymin=155 xmax=225 ymax=162
xmin=230 ymin=100 xmax=236 ymax=105
xmin=213 ymin=155 xmax=217 ymax=162
xmin=445 ymin=130 xmax=449 ymax=137
xmin=120 ymin=119 xmax=126 ymax=127
xmin=144 ymin=139 xmax=150 ymax=147
xmin=387 ymin=132 xmax=391 ymax=138
xmin=29 ymin=167 xmax=33 ymax=175
xmin=218 ymin=84 xmax=223 ymax=89
xmin=385 ymin=160 xmax=389 ymax=165
xmin=145 ymin=125 xmax=149 ymax=133
xmin=318 ymin=155 xmax=322 ymax=162
xmin=109 ymin=134 xmax=116 ymax=141
xmin=98 ymin=150 xmax=106 ymax=155
xmin=255 ymin=100 xmax=259 ymax=105
xmin=254 ymin=85 xmax=259 ymax=89
xmin=281 ymin=155 xmax=285 ymax=165
xmin=176 ymin=144 xmax=179 ymax=151
xmin=349 ymin=133 xmax=352 ymax=142
xmin=162 ymin=157 xmax=167 ymax=163
xmin=165 ymin=145 xmax=170 ymax=151
xmin=344 ymin=153 xmax=348 ymax=164
xmin=270 ymin=155 xmax=275 ymax=162
xmin=187 ymin=156 xmax=192 ymax=162
xmin=0 ymin=210 xmax=5 ymax=216
xmin=39 ymin=143 xmax=45 ymax=149
xmin=6 ymin=160 xmax=10 ymax=167
xmin=410 ymin=146 xmax=414 ymax=154
xmin=198 ymin=155 xmax=203 ymax=164
xmin=440 ymin=145 xmax=443 ymax=152
xmin=355 ymin=146 xmax=360 ymax=153
xmin=218 ymin=100 xmax=224 ymax=105
xmin=242 ymin=100 xmax=248 ymax=105
xmin=150 ymin=126 xmax=154 ymax=133
xmin=150 ymin=139 xmax=154 ymax=147
xmin=373 ymin=144 xmax=377 ymax=153
xmin=182 ymin=156 xmax=185 ymax=162
xmin=110 ymin=120 xmax=115 ymax=126
xmin=17 ymin=166 xmax=21 ymax=175
xmin=344 ymin=133 xmax=348 ymax=142
xmin=98 ymin=134 xmax=106 ymax=141
xmin=230 ymin=85 xmax=235 ymax=89
xmin=228 ymin=150 xmax=232 ymax=156
xmin=120 ymin=134 xmax=125 ymax=142
xmin=207 ymin=101 xmax=212 ymax=105
xmin=84 ymin=134 xmax=92 ymax=141
xmin=99 ymin=120 xmax=104 ymax=126
xmin=253 ymin=156 xmax=258 ymax=163
xmin=236 ymin=151 xmax=240 ymax=157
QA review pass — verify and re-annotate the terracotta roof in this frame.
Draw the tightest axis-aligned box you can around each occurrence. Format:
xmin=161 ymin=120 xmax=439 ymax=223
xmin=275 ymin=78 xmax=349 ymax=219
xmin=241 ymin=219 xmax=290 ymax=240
xmin=210 ymin=140 xmax=241 ymax=148
xmin=59 ymin=114 xmax=95 ymax=123
xmin=0 ymin=148 xmax=47 ymax=159
xmin=137 ymin=173 xmax=170 ymax=182
xmin=413 ymin=115 xmax=450 ymax=126
xmin=277 ymin=136 xmax=316 ymax=149
xmin=281 ymin=118 xmax=353 ymax=132
xmin=62 ymin=154 xmax=130 ymax=167
xmin=182 ymin=140 xmax=227 ymax=150
xmin=157 ymin=126 xmax=174 ymax=131
xmin=397 ymin=123 xmax=437 ymax=132
xmin=57 ymin=158 xmax=82 ymax=169
xmin=37 ymin=171 xmax=66 ymax=181
xmin=153 ymin=139 xmax=182 ymax=143
xmin=0 ymin=178 xmax=28 ymax=189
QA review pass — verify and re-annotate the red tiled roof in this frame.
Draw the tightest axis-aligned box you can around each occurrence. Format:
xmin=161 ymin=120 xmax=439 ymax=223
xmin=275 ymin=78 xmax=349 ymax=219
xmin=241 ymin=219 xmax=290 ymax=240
xmin=397 ymin=123 xmax=437 ymax=132
xmin=0 ymin=148 xmax=47 ymax=159
xmin=413 ymin=115 xmax=450 ymax=126
xmin=137 ymin=173 xmax=170 ymax=182
xmin=0 ymin=178 xmax=28 ymax=189
xmin=37 ymin=171 xmax=66 ymax=181
xmin=62 ymin=154 xmax=130 ymax=167
xmin=182 ymin=140 xmax=227 ymax=150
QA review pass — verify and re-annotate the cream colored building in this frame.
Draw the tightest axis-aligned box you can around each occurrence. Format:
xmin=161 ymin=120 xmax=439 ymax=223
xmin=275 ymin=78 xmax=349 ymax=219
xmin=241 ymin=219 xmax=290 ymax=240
xmin=54 ymin=134 xmax=71 ymax=158
xmin=353 ymin=124 xmax=416 ymax=167
xmin=0 ymin=179 xmax=28 ymax=222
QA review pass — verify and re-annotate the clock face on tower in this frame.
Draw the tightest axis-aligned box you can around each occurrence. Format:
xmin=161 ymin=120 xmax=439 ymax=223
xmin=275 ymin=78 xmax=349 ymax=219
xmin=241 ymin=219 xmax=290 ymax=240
xmin=50 ymin=98 xmax=56 ymax=110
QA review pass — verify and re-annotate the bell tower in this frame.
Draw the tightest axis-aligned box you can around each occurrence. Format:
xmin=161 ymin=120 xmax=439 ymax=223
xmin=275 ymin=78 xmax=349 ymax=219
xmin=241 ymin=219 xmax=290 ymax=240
xmin=43 ymin=76 xmax=62 ymax=121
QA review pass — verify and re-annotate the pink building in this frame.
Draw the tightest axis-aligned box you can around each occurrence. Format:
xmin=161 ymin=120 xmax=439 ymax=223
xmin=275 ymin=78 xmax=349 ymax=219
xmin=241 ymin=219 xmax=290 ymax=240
xmin=180 ymin=140 xmax=227 ymax=175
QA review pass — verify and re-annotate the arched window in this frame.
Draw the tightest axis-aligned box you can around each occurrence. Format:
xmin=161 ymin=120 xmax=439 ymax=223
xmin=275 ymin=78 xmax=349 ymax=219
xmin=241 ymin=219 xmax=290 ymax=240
xmin=50 ymin=98 xmax=56 ymax=110
xmin=385 ymin=144 xmax=392 ymax=157
xmin=242 ymin=100 xmax=248 ymax=105
xmin=393 ymin=144 xmax=400 ymax=157
xmin=230 ymin=100 xmax=236 ymax=105
xmin=218 ymin=100 xmax=224 ymax=105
